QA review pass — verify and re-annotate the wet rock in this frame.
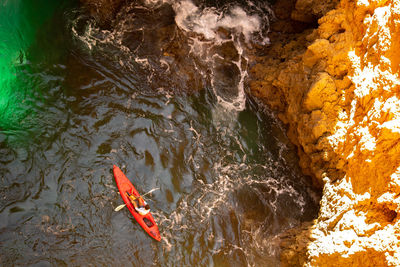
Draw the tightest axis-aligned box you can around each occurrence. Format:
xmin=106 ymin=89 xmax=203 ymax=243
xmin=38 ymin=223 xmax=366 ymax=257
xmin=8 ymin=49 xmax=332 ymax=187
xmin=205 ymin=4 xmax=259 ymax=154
xmin=80 ymin=0 xmax=127 ymax=28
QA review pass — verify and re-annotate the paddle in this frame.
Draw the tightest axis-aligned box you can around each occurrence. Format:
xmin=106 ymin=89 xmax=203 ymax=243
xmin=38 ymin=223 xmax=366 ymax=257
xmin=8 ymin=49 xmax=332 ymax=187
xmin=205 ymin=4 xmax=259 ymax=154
xmin=114 ymin=187 xmax=159 ymax=211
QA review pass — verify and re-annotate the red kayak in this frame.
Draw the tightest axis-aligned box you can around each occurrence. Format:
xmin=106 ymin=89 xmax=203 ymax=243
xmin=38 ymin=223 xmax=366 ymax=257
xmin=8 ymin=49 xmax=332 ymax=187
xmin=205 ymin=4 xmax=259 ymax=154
xmin=113 ymin=165 xmax=161 ymax=241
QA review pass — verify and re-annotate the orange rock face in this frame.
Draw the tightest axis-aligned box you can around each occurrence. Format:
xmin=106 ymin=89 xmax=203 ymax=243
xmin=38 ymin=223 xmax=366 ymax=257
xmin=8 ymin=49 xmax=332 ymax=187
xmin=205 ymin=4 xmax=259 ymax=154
xmin=250 ymin=0 xmax=400 ymax=265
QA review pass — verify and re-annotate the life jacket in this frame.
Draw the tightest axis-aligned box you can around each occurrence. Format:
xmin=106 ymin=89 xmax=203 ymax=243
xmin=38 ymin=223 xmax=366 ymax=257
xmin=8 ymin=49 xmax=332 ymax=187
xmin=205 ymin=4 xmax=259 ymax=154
xmin=127 ymin=192 xmax=150 ymax=215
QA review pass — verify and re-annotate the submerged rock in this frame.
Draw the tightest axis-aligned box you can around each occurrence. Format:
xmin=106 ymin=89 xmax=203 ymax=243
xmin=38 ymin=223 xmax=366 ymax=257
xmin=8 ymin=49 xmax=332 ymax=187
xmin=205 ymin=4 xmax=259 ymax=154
xmin=80 ymin=0 xmax=127 ymax=28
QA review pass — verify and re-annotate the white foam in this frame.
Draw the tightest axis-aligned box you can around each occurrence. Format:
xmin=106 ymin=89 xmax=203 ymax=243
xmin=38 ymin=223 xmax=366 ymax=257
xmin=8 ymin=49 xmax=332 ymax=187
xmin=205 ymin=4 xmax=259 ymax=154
xmin=174 ymin=0 xmax=263 ymax=44
xmin=173 ymin=0 xmax=267 ymax=113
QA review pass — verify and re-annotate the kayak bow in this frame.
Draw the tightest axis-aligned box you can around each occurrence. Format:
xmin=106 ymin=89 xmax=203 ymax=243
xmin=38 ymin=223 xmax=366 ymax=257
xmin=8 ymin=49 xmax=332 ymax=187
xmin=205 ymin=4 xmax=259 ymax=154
xmin=113 ymin=165 xmax=161 ymax=241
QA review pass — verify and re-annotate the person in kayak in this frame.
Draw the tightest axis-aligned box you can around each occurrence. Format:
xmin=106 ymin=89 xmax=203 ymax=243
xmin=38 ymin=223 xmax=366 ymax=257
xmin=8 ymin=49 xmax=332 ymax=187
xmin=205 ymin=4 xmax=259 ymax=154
xmin=126 ymin=192 xmax=150 ymax=216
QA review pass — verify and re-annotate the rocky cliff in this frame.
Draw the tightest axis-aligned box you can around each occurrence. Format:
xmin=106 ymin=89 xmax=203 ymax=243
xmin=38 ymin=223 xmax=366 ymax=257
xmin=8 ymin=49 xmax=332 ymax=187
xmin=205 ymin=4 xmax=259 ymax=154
xmin=250 ymin=0 xmax=400 ymax=265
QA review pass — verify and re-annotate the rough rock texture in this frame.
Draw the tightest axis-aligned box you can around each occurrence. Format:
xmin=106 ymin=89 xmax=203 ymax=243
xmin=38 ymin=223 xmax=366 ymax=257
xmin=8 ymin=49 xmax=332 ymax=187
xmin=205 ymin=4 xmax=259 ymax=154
xmin=250 ymin=0 xmax=400 ymax=265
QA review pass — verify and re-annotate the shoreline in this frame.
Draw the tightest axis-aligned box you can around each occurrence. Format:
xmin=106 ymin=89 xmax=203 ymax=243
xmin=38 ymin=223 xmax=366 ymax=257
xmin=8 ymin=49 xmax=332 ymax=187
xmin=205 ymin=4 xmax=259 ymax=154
xmin=250 ymin=0 xmax=400 ymax=265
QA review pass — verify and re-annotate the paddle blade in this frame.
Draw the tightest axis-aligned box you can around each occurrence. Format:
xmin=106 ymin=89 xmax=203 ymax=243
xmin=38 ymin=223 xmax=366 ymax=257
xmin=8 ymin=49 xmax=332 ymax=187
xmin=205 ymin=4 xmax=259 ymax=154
xmin=114 ymin=204 xmax=126 ymax=211
xmin=146 ymin=188 xmax=159 ymax=194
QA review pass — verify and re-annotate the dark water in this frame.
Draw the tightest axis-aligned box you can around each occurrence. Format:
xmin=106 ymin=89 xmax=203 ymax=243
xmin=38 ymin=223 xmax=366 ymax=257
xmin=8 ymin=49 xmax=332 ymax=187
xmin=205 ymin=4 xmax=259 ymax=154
xmin=0 ymin=0 xmax=320 ymax=266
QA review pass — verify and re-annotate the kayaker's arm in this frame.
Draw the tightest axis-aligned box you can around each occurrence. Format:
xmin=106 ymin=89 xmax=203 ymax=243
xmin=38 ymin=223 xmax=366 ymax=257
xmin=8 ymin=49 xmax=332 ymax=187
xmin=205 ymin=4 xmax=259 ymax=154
xmin=126 ymin=192 xmax=139 ymax=208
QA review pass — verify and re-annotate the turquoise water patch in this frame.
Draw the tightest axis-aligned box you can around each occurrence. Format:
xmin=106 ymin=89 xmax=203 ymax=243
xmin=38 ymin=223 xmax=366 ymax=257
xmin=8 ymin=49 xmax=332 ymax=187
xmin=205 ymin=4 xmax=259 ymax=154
xmin=0 ymin=0 xmax=69 ymax=130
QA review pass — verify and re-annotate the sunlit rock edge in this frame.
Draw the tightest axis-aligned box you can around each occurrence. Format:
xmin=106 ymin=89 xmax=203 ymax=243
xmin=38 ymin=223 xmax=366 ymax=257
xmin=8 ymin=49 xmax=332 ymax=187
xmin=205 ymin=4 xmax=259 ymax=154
xmin=250 ymin=0 xmax=400 ymax=265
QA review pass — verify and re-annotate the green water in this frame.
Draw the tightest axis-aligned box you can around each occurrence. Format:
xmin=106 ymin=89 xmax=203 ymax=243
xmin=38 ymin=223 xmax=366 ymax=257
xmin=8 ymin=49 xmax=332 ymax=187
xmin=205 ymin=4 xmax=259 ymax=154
xmin=0 ymin=0 xmax=71 ymax=130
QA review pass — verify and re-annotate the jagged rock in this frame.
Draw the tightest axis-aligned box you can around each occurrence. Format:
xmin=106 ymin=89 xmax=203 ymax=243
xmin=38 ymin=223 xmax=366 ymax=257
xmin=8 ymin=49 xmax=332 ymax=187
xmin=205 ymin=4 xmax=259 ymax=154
xmin=250 ymin=0 xmax=400 ymax=265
